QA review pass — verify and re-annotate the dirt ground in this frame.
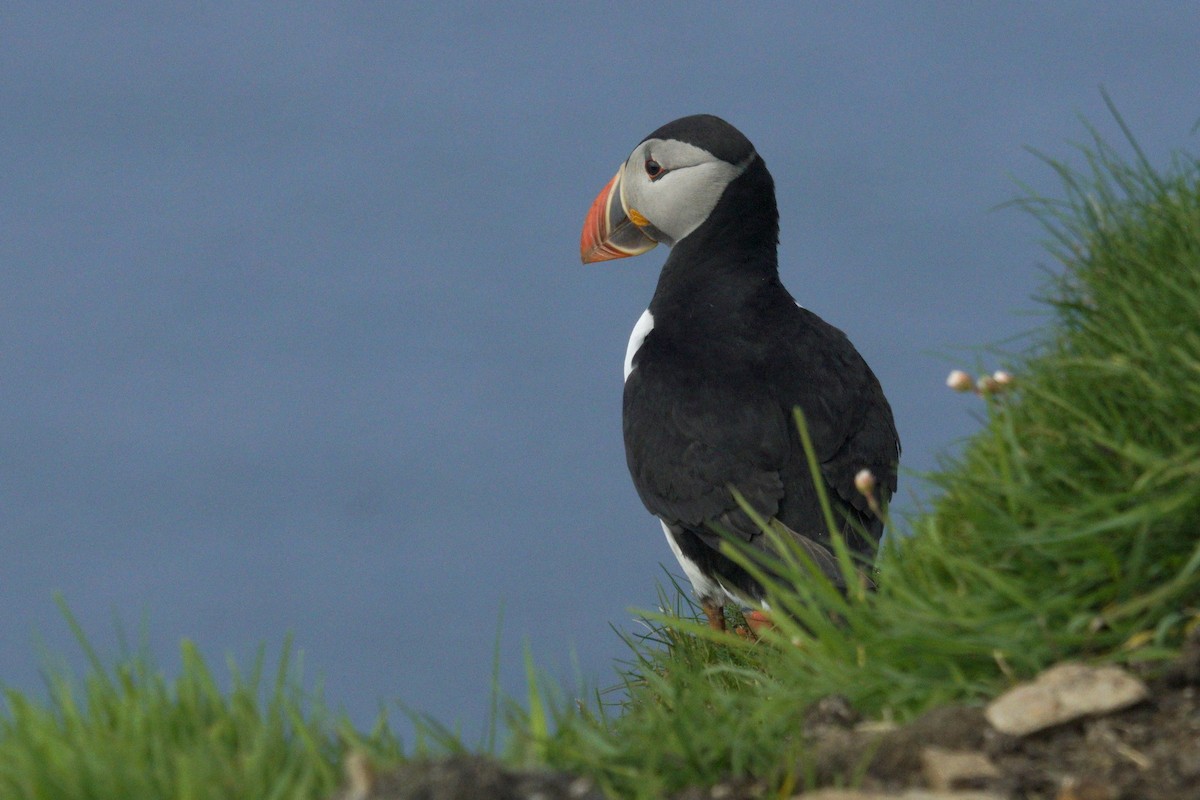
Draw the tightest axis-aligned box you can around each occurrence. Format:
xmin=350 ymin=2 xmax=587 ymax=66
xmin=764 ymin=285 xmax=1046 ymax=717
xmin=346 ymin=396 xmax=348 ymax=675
xmin=780 ymin=633 xmax=1200 ymax=800
xmin=798 ymin=687 xmax=1198 ymax=799
xmin=334 ymin=636 xmax=1200 ymax=800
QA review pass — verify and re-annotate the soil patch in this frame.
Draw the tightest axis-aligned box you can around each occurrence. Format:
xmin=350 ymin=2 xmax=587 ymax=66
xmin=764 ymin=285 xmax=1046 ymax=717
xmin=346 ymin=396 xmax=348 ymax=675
xmin=794 ymin=636 xmax=1200 ymax=799
xmin=332 ymin=636 xmax=1200 ymax=799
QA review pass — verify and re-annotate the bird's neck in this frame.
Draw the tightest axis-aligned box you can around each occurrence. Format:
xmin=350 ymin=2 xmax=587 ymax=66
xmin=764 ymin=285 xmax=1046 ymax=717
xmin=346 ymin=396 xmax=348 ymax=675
xmin=649 ymin=157 xmax=783 ymax=327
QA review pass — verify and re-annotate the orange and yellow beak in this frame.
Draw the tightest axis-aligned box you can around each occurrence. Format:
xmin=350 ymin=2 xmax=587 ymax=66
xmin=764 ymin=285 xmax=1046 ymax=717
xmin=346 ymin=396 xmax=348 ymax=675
xmin=580 ymin=169 xmax=658 ymax=263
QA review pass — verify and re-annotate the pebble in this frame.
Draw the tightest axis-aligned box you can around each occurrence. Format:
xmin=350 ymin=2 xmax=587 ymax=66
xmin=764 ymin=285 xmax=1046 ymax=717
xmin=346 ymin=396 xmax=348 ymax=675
xmin=984 ymin=662 xmax=1149 ymax=737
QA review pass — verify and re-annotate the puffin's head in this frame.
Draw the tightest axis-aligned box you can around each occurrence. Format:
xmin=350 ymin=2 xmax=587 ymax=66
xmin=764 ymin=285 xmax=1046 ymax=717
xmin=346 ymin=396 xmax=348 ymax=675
xmin=580 ymin=115 xmax=758 ymax=263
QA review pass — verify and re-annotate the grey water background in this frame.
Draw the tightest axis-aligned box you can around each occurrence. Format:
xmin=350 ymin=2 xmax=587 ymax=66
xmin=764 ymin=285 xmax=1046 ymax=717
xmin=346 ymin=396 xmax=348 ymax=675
xmin=3 ymin=4 xmax=1199 ymax=741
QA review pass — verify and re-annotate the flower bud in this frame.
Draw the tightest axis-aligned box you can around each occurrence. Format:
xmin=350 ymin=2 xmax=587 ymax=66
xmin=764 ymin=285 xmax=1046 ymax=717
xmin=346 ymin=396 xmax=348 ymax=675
xmin=946 ymin=370 xmax=974 ymax=392
xmin=854 ymin=468 xmax=877 ymax=497
xmin=854 ymin=468 xmax=882 ymax=517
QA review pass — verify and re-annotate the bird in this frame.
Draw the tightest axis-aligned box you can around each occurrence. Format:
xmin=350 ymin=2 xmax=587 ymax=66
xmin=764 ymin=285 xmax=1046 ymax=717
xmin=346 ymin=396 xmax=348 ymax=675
xmin=580 ymin=114 xmax=900 ymax=632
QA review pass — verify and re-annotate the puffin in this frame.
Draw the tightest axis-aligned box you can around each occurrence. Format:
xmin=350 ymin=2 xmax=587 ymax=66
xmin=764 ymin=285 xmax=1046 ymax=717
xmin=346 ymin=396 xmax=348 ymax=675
xmin=580 ymin=115 xmax=900 ymax=631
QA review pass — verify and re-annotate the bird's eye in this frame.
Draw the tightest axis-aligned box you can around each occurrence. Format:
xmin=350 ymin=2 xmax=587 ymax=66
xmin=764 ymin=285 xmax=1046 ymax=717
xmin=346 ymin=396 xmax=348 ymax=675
xmin=644 ymin=159 xmax=663 ymax=179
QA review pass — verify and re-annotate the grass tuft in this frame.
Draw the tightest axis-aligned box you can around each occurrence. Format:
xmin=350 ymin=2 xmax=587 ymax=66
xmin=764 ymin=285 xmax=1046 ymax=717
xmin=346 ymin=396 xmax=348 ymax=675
xmin=0 ymin=599 xmax=401 ymax=800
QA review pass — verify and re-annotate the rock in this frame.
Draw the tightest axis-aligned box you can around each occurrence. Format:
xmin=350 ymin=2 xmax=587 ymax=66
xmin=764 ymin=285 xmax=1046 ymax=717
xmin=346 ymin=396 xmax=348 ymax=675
xmin=1055 ymin=776 xmax=1116 ymax=800
xmin=328 ymin=752 xmax=605 ymax=800
xmin=670 ymin=778 xmax=766 ymax=799
xmin=803 ymin=694 xmax=861 ymax=737
xmin=792 ymin=790 xmax=1006 ymax=799
xmin=920 ymin=747 xmax=1000 ymax=790
xmin=984 ymin=662 xmax=1149 ymax=737
xmin=804 ymin=704 xmax=990 ymax=790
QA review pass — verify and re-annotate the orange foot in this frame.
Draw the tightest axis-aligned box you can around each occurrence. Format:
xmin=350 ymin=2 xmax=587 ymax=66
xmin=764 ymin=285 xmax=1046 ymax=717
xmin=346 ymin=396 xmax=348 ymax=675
xmin=733 ymin=610 xmax=773 ymax=640
xmin=745 ymin=610 xmax=773 ymax=636
xmin=702 ymin=601 xmax=726 ymax=632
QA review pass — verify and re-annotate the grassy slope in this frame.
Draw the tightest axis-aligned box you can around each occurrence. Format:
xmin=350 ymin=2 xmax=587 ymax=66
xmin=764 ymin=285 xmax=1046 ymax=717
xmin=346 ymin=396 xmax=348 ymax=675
xmin=3 ymin=123 xmax=1199 ymax=799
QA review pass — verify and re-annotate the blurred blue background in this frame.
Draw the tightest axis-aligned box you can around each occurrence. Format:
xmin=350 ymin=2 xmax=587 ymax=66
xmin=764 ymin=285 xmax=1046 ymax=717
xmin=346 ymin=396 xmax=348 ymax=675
xmin=3 ymin=4 xmax=1198 ymax=741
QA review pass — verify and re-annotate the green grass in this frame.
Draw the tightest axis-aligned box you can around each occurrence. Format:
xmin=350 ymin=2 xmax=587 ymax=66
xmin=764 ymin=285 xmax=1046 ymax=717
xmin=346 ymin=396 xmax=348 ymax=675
xmin=3 ymin=114 xmax=1199 ymax=798
xmin=0 ymin=600 xmax=401 ymax=800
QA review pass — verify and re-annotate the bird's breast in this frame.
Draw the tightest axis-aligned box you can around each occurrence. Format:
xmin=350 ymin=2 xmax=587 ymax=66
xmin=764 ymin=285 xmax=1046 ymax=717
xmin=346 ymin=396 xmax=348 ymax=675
xmin=623 ymin=309 xmax=655 ymax=382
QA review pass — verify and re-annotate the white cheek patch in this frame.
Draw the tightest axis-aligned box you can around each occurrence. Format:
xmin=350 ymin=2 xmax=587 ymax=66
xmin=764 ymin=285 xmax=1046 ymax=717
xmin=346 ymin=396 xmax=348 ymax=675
xmin=621 ymin=140 xmax=754 ymax=245
xmin=623 ymin=309 xmax=654 ymax=381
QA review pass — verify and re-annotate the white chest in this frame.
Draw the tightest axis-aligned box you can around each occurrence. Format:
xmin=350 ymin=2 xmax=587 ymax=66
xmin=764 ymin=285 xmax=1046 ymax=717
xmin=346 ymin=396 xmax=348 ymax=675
xmin=623 ymin=309 xmax=655 ymax=382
